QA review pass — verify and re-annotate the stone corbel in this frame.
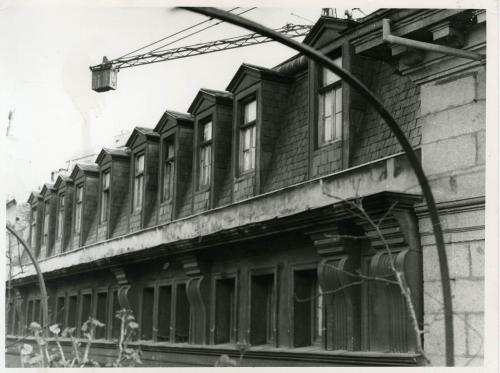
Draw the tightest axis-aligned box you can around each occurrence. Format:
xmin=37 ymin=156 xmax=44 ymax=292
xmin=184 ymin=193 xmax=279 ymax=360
xmin=179 ymin=254 xmax=208 ymax=345
xmin=472 ymin=10 xmax=486 ymax=24
xmin=111 ymin=267 xmax=131 ymax=310
xmin=429 ymin=21 xmax=465 ymax=48
xmin=306 ymin=223 xmax=364 ymax=350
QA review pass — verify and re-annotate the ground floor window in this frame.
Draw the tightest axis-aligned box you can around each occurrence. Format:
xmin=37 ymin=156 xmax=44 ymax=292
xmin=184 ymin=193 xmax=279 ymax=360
xmin=67 ymin=295 xmax=78 ymax=329
xmin=293 ymin=269 xmax=322 ymax=347
xmin=157 ymin=285 xmax=172 ymax=342
xmin=250 ymin=273 xmax=275 ymax=346
xmin=55 ymin=295 xmax=66 ymax=328
xmin=174 ymin=283 xmax=190 ymax=343
xmin=95 ymin=291 xmax=108 ymax=339
xmin=141 ymin=286 xmax=155 ymax=341
xmin=214 ymin=278 xmax=236 ymax=344
xmin=111 ymin=289 xmax=121 ymax=339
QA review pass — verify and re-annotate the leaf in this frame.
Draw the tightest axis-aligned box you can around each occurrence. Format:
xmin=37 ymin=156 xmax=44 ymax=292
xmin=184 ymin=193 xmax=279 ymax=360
xmin=29 ymin=321 xmax=41 ymax=330
xmin=127 ymin=321 xmax=139 ymax=330
xmin=28 ymin=354 xmax=43 ymax=365
xmin=20 ymin=343 xmax=33 ymax=355
xmin=49 ymin=324 xmax=61 ymax=335
xmin=92 ymin=319 xmax=105 ymax=328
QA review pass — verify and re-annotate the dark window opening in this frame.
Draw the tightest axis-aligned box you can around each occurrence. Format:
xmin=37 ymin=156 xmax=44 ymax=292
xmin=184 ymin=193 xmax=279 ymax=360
xmin=157 ymin=285 xmax=172 ymax=342
xmin=95 ymin=292 xmax=108 ymax=339
xmin=174 ymin=284 xmax=190 ymax=343
xmin=81 ymin=293 xmax=93 ymax=324
xmin=27 ymin=300 xmax=34 ymax=328
xmin=30 ymin=208 xmax=37 ymax=249
xmin=133 ymin=154 xmax=145 ymax=211
xmin=34 ymin=299 xmax=41 ymax=324
xmin=55 ymin=296 xmax=65 ymax=327
xmin=42 ymin=201 xmax=50 ymax=247
xmin=250 ymin=273 xmax=275 ymax=346
xmin=7 ymin=302 xmax=14 ymax=335
xmin=293 ymin=269 xmax=322 ymax=347
xmin=215 ymin=278 xmax=236 ymax=344
xmin=111 ymin=290 xmax=121 ymax=340
xmin=141 ymin=287 xmax=155 ymax=341
xmin=67 ymin=295 xmax=78 ymax=328
xmin=199 ymin=120 xmax=212 ymax=187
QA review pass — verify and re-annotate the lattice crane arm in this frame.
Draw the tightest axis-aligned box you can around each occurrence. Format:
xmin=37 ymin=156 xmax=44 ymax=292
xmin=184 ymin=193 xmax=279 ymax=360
xmin=89 ymin=24 xmax=311 ymax=92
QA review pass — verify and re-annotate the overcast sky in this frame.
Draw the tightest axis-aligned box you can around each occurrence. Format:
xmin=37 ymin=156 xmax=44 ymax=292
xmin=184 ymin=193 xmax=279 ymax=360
xmin=1 ymin=1 xmax=377 ymax=202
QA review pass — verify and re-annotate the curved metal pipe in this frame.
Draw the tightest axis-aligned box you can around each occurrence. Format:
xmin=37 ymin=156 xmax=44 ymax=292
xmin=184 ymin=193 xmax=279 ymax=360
xmin=179 ymin=7 xmax=454 ymax=366
xmin=6 ymin=225 xmax=49 ymax=338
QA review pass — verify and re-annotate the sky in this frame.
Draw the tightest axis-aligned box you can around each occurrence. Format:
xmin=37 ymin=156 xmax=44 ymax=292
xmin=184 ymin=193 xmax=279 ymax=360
xmin=1 ymin=0 xmax=380 ymax=202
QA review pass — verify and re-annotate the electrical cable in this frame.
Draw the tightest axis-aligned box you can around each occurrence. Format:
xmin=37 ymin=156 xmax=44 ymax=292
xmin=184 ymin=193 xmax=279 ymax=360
xmin=117 ymin=7 xmax=243 ymax=60
xmin=120 ymin=7 xmax=256 ymax=61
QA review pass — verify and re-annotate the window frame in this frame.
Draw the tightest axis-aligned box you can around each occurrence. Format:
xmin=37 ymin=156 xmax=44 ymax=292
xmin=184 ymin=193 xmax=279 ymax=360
xmin=132 ymin=153 xmax=145 ymax=212
xmin=238 ymin=97 xmax=257 ymax=175
xmin=30 ymin=207 xmax=38 ymax=249
xmin=290 ymin=262 xmax=324 ymax=348
xmin=198 ymin=118 xmax=213 ymax=189
xmin=42 ymin=199 xmax=50 ymax=246
xmin=162 ymin=136 xmax=176 ymax=202
xmin=248 ymin=266 xmax=278 ymax=347
xmin=74 ymin=184 xmax=83 ymax=234
xmin=210 ymin=272 xmax=238 ymax=345
xmin=100 ymin=170 xmax=111 ymax=223
xmin=56 ymin=193 xmax=65 ymax=241
xmin=317 ymin=54 xmax=343 ymax=147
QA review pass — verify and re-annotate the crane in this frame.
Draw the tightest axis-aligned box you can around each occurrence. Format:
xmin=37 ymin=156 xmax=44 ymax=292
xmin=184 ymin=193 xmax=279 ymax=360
xmin=89 ymin=23 xmax=312 ymax=92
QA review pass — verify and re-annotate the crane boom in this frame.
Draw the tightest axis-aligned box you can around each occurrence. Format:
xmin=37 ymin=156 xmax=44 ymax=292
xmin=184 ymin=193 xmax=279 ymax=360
xmin=90 ymin=24 xmax=311 ymax=92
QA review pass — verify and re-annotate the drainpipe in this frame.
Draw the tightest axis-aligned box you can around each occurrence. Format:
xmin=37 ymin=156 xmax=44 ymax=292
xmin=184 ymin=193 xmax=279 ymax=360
xmin=382 ymin=18 xmax=484 ymax=61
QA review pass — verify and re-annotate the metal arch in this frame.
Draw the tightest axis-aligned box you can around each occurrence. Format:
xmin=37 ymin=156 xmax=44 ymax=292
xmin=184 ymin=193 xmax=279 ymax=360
xmin=179 ymin=7 xmax=454 ymax=366
xmin=6 ymin=225 xmax=49 ymax=338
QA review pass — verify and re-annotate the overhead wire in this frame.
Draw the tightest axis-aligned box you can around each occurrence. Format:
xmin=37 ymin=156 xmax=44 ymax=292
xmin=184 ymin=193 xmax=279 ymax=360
xmin=117 ymin=7 xmax=256 ymax=61
xmin=120 ymin=7 xmax=257 ymax=61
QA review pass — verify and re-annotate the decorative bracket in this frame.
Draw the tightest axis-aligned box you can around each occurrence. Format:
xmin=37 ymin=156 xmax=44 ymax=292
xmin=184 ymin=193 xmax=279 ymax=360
xmin=111 ymin=267 xmax=131 ymax=310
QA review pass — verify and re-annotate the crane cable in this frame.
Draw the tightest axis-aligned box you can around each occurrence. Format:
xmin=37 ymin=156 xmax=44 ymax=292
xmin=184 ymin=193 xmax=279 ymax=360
xmin=117 ymin=7 xmax=255 ymax=60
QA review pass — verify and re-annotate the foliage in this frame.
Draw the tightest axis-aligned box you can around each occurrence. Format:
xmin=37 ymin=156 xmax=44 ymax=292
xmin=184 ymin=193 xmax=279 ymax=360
xmin=18 ymin=308 xmax=142 ymax=368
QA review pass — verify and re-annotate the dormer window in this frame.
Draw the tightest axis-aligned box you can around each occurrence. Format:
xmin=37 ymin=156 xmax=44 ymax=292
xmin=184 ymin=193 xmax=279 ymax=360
xmin=42 ymin=201 xmax=50 ymax=246
xmin=199 ymin=120 xmax=212 ymax=187
xmin=57 ymin=195 xmax=64 ymax=240
xmin=162 ymin=137 xmax=175 ymax=201
xmin=240 ymin=99 xmax=257 ymax=173
xmin=100 ymin=171 xmax=110 ymax=222
xmin=30 ymin=207 xmax=37 ymax=247
xmin=318 ymin=56 xmax=342 ymax=146
xmin=133 ymin=154 xmax=145 ymax=210
xmin=75 ymin=185 xmax=83 ymax=233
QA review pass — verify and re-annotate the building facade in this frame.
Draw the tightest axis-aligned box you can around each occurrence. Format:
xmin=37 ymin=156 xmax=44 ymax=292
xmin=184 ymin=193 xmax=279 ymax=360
xmin=5 ymin=8 xmax=486 ymax=367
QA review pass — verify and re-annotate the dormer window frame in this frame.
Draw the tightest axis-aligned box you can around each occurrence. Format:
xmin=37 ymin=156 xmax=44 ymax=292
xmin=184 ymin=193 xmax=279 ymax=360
xmin=198 ymin=117 xmax=213 ymax=189
xmin=162 ymin=135 xmax=176 ymax=202
xmin=56 ymin=193 xmax=65 ymax=241
xmin=74 ymin=184 xmax=83 ymax=234
xmin=317 ymin=54 xmax=343 ymax=147
xmin=42 ymin=199 xmax=50 ymax=247
xmin=100 ymin=169 xmax=111 ymax=223
xmin=30 ymin=206 xmax=38 ymax=249
xmin=132 ymin=152 xmax=145 ymax=212
xmin=238 ymin=96 xmax=257 ymax=175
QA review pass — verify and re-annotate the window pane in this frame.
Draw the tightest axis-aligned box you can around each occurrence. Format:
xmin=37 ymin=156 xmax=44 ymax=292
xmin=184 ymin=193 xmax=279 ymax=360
xmin=244 ymin=100 xmax=257 ymax=124
xmin=322 ymin=56 xmax=342 ymax=86
xmin=324 ymin=91 xmax=333 ymax=117
xmin=166 ymin=141 xmax=175 ymax=159
xmin=203 ymin=121 xmax=212 ymax=142
xmin=323 ymin=117 xmax=334 ymax=142
xmin=103 ymin=172 xmax=110 ymax=189
xmin=335 ymin=112 xmax=342 ymax=140
xmin=135 ymin=155 xmax=144 ymax=174
xmin=335 ymin=87 xmax=342 ymax=113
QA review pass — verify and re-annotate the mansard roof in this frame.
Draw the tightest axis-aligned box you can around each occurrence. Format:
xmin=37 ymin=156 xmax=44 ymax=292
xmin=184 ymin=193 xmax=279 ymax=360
xmin=27 ymin=191 xmax=42 ymax=205
xmin=187 ymin=88 xmax=233 ymax=114
xmin=125 ymin=126 xmax=160 ymax=147
xmin=54 ymin=175 xmax=73 ymax=189
xmin=153 ymin=110 xmax=194 ymax=133
xmin=69 ymin=162 xmax=99 ymax=180
xmin=95 ymin=147 xmax=131 ymax=165
xmin=226 ymin=63 xmax=292 ymax=93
